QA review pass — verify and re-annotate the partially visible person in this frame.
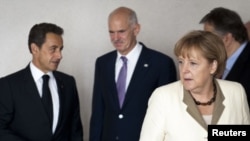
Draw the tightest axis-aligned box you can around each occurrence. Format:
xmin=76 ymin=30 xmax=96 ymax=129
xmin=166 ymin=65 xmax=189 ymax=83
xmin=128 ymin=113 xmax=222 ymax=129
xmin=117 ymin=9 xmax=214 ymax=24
xmin=0 ymin=23 xmax=84 ymax=141
xmin=200 ymin=7 xmax=250 ymax=107
xmin=139 ymin=30 xmax=250 ymax=141
xmin=245 ymin=21 xmax=250 ymax=40
xmin=89 ymin=6 xmax=177 ymax=141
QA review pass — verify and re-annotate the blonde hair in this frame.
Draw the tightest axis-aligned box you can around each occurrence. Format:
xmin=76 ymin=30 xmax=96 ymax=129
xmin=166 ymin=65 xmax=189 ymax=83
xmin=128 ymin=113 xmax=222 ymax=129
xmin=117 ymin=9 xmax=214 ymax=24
xmin=174 ymin=30 xmax=227 ymax=77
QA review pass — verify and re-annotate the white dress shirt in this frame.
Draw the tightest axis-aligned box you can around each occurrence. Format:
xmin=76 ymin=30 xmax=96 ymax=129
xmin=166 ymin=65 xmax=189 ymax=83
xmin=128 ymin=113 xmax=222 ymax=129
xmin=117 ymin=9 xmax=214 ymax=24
xmin=30 ymin=62 xmax=59 ymax=133
xmin=115 ymin=42 xmax=142 ymax=91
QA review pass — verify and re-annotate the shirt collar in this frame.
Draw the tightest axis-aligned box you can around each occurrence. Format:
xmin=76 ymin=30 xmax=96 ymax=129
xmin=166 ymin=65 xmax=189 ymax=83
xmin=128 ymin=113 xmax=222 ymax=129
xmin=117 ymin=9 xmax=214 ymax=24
xmin=30 ymin=62 xmax=53 ymax=82
xmin=117 ymin=42 xmax=142 ymax=61
xmin=226 ymin=41 xmax=247 ymax=71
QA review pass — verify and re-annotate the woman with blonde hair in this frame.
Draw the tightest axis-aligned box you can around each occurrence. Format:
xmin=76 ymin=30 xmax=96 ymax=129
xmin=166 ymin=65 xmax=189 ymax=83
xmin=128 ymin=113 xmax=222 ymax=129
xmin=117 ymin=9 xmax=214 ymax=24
xmin=139 ymin=30 xmax=250 ymax=141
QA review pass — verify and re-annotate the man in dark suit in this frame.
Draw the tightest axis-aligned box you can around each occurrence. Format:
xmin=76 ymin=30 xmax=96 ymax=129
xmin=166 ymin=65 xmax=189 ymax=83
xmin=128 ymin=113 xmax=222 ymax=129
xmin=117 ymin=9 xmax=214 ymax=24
xmin=89 ymin=7 xmax=177 ymax=141
xmin=200 ymin=7 xmax=250 ymax=107
xmin=0 ymin=23 xmax=84 ymax=141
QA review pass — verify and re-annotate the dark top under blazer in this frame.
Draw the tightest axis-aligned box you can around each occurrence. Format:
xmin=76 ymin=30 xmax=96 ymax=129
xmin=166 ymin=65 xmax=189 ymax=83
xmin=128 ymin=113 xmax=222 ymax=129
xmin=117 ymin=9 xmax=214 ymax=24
xmin=89 ymin=42 xmax=177 ymax=141
xmin=225 ymin=41 xmax=250 ymax=107
xmin=0 ymin=65 xmax=83 ymax=141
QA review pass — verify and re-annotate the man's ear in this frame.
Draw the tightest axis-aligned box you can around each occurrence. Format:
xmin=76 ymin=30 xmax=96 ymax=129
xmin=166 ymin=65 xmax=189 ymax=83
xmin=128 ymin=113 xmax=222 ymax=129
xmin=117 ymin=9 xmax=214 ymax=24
xmin=134 ymin=23 xmax=140 ymax=36
xmin=31 ymin=43 xmax=39 ymax=54
xmin=222 ymin=32 xmax=233 ymax=47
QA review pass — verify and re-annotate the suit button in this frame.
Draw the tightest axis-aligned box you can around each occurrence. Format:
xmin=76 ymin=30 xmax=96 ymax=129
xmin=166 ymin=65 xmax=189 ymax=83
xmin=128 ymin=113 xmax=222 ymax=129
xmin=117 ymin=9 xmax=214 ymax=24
xmin=118 ymin=114 xmax=123 ymax=119
xmin=115 ymin=136 xmax=119 ymax=140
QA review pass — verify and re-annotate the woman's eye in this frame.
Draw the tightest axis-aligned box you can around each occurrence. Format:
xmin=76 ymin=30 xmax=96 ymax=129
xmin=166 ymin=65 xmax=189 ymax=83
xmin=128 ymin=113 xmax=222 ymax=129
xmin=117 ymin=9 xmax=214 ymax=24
xmin=190 ymin=62 xmax=197 ymax=65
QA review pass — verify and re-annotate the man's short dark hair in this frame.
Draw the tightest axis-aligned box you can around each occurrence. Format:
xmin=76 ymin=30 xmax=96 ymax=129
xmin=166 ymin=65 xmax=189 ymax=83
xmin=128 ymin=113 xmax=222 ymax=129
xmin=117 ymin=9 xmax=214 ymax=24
xmin=200 ymin=7 xmax=248 ymax=43
xmin=28 ymin=23 xmax=63 ymax=53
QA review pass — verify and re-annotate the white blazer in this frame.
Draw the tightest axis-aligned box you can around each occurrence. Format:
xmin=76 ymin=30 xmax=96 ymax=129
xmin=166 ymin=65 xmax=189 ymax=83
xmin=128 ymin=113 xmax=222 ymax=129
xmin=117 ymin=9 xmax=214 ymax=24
xmin=139 ymin=79 xmax=250 ymax=141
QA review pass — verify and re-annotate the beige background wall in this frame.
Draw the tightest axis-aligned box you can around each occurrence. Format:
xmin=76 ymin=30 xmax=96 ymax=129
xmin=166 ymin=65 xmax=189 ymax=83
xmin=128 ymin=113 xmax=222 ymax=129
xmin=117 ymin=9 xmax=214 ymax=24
xmin=1 ymin=0 xmax=249 ymax=140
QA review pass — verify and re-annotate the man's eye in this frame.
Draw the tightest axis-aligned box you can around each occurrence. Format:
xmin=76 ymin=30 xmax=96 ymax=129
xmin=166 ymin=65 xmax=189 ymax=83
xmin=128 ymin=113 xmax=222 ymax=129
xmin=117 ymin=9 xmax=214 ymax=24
xmin=119 ymin=30 xmax=126 ymax=33
xmin=50 ymin=48 xmax=56 ymax=52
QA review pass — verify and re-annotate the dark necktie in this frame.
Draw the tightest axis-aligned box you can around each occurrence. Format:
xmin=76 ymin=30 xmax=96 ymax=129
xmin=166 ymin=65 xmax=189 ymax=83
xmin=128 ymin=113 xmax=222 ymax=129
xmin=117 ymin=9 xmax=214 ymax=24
xmin=116 ymin=56 xmax=127 ymax=108
xmin=42 ymin=75 xmax=53 ymax=129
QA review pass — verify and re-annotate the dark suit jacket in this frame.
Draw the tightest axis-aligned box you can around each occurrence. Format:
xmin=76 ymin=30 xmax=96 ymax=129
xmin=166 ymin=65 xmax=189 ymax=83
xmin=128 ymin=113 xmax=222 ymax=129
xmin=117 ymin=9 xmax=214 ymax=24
xmin=225 ymin=41 xmax=250 ymax=107
xmin=89 ymin=42 xmax=177 ymax=141
xmin=0 ymin=65 xmax=83 ymax=141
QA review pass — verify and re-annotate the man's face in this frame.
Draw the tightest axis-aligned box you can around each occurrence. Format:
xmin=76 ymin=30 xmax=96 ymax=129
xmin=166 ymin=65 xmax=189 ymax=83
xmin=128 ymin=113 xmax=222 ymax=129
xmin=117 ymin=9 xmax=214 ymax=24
xmin=108 ymin=14 xmax=139 ymax=55
xmin=32 ymin=33 xmax=63 ymax=73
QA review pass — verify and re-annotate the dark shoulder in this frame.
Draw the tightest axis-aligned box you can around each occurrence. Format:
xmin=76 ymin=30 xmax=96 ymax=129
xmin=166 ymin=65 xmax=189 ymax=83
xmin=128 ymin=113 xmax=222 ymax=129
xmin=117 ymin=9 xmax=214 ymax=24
xmin=140 ymin=42 xmax=174 ymax=61
xmin=0 ymin=67 xmax=28 ymax=82
xmin=147 ymin=47 xmax=172 ymax=59
xmin=95 ymin=50 xmax=117 ymax=65
xmin=53 ymin=71 xmax=75 ymax=80
xmin=97 ymin=50 xmax=116 ymax=60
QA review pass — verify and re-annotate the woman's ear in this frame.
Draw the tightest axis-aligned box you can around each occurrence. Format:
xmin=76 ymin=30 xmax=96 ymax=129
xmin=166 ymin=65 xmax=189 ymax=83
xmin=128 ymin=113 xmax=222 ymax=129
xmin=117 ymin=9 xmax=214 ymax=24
xmin=211 ymin=60 xmax=218 ymax=75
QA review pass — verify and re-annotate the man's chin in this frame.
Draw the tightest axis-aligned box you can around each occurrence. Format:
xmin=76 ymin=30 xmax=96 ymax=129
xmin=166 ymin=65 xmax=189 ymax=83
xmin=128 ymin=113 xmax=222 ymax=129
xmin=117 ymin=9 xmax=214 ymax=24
xmin=113 ymin=43 xmax=123 ymax=47
xmin=50 ymin=65 xmax=59 ymax=71
xmin=115 ymin=45 xmax=124 ymax=50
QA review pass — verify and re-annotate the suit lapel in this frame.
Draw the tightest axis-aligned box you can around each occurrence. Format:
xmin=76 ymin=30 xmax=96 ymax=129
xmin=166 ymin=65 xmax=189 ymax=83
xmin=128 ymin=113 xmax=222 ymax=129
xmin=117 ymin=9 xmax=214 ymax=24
xmin=52 ymin=72 xmax=64 ymax=133
xmin=183 ymin=89 xmax=208 ymax=130
xmin=106 ymin=52 xmax=121 ymax=111
xmin=23 ymin=65 xmax=50 ymax=121
xmin=211 ymin=80 xmax=225 ymax=124
xmin=184 ymin=79 xmax=225 ymax=130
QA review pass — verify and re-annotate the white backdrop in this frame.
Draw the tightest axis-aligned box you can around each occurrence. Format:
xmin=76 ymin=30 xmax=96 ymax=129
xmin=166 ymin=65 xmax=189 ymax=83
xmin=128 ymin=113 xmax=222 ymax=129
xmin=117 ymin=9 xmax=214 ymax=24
xmin=1 ymin=0 xmax=249 ymax=140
